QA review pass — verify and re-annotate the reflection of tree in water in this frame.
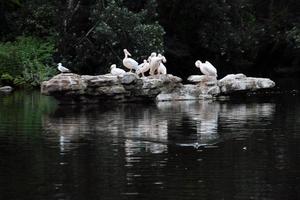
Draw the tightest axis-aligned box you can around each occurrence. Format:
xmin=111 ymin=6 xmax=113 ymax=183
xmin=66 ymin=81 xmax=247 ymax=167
xmin=2 ymin=91 xmax=300 ymax=199
xmin=40 ymin=99 xmax=300 ymax=199
xmin=208 ymin=101 xmax=300 ymax=200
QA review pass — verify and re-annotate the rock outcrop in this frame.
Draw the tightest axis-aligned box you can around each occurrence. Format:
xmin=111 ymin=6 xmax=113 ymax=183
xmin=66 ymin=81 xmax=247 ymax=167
xmin=41 ymin=73 xmax=182 ymax=104
xmin=41 ymin=73 xmax=275 ymax=104
xmin=0 ymin=86 xmax=13 ymax=93
xmin=218 ymin=74 xmax=276 ymax=94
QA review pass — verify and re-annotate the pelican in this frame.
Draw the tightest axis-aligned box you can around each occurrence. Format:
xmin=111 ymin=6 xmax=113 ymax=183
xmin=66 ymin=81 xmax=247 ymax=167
xmin=136 ymin=61 xmax=145 ymax=71
xmin=57 ymin=63 xmax=70 ymax=73
xmin=153 ymin=54 xmax=167 ymax=75
xmin=158 ymin=54 xmax=167 ymax=63
xmin=195 ymin=60 xmax=217 ymax=77
xmin=136 ymin=60 xmax=150 ymax=77
xmin=149 ymin=56 xmax=165 ymax=76
xmin=123 ymin=49 xmax=138 ymax=72
xmin=147 ymin=52 xmax=157 ymax=62
xmin=110 ymin=64 xmax=126 ymax=76
xmin=157 ymin=63 xmax=167 ymax=75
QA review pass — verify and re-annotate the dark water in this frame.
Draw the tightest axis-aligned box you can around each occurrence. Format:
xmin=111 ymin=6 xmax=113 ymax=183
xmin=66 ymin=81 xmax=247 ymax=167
xmin=0 ymin=91 xmax=300 ymax=200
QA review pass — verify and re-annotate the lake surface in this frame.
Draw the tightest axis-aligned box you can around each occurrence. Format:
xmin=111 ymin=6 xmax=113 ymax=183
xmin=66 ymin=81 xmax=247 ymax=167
xmin=0 ymin=91 xmax=300 ymax=200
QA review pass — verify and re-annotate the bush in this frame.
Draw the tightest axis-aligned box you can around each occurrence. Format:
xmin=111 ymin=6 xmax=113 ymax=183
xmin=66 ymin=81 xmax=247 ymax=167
xmin=0 ymin=73 xmax=14 ymax=85
xmin=287 ymin=26 xmax=300 ymax=49
xmin=0 ymin=37 xmax=56 ymax=87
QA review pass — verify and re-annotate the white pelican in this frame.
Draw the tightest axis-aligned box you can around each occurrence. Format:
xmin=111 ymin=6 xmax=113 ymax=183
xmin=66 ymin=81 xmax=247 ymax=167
xmin=57 ymin=63 xmax=70 ymax=73
xmin=136 ymin=62 xmax=145 ymax=71
xmin=147 ymin=52 xmax=157 ymax=63
xmin=110 ymin=64 xmax=126 ymax=76
xmin=195 ymin=60 xmax=217 ymax=77
xmin=149 ymin=56 xmax=165 ymax=76
xmin=123 ymin=49 xmax=138 ymax=72
xmin=136 ymin=60 xmax=150 ymax=77
xmin=150 ymin=54 xmax=167 ymax=75
xmin=157 ymin=63 xmax=167 ymax=75
xmin=158 ymin=54 xmax=167 ymax=63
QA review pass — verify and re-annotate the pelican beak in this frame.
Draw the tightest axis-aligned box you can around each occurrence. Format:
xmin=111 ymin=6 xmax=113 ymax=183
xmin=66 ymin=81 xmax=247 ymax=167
xmin=124 ymin=49 xmax=131 ymax=56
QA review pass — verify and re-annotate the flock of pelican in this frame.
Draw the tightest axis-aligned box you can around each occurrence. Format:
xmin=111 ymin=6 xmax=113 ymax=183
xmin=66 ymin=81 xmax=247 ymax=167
xmin=115 ymin=49 xmax=168 ymax=77
xmin=58 ymin=48 xmax=218 ymax=78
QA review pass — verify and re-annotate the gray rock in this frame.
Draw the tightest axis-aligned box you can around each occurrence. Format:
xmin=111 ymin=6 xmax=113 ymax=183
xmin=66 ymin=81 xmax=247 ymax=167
xmin=82 ymin=75 xmax=119 ymax=87
xmin=186 ymin=75 xmax=220 ymax=97
xmin=41 ymin=72 xmax=275 ymax=104
xmin=207 ymin=86 xmax=220 ymax=95
xmin=218 ymin=74 xmax=275 ymax=94
xmin=142 ymin=78 xmax=163 ymax=89
xmin=95 ymin=85 xmax=127 ymax=96
xmin=41 ymin=73 xmax=183 ymax=103
xmin=187 ymin=75 xmax=217 ymax=84
xmin=156 ymin=84 xmax=204 ymax=101
xmin=41 ymin=73 xmax=86 ymax=95
xmin=198 ymin=94 xmax=214 ymax=100
xmin=120 ymin=73 xmax=138 ymax=85
xmin=156 ymin=84 xmax=219 ymax=102
xmin=156 ymin=85 xmax=199 ymax=101
xmin=162 ymin=74 xmax=182 ymax=83
xmin=187 ymin=75 xmax=205 ymax=83
xmin=0 ymin=86 xmax=13 ymax=93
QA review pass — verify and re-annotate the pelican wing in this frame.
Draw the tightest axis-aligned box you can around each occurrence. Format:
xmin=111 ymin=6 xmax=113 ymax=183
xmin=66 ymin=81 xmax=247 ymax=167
xmin=128 ymin=58 xmax=138 ymax=66
xmin=158 ymin=63 xmax=167 ymax=74
xmin=204 ymin=61 xmax=217 ymax=75
xmin=123 ymin=58 xmax=139 ymax=69
xmin=111 ymin=68 xmax=126 ymax=76
xmin=142 ymin=63 xmax=150 ymax=72
xmin=136 ymin=62 xmax=145 ymax=70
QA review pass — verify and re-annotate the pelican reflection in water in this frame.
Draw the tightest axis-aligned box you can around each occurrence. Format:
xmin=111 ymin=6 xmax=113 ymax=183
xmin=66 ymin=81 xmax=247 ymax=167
xmin=43 ymin=101 xmax=275 ymax=154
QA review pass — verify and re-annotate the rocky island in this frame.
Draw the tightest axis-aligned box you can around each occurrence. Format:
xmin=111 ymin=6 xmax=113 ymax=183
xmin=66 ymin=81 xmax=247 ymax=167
xmin=41 ymin=73 xmax=275 ymax=104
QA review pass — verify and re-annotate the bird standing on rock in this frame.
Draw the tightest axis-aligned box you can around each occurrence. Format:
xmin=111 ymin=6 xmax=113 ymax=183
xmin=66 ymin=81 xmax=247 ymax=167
xmin=147 ymin=52 xmax=157 ymax=63
xmin=57 ymin=63 xmax=70 ymax=73
xmin=195 ymin=60 xmax=217 ymax=77
xmin=157 ymin=54 xmax=167 ymax=75
xmin=157 ymin=63 xmax=167 ymax=75
xmin=149 ymin=53 xmax=166 ymax=75
xmin=136 ymin=60 xmax=150 ymax=77
xmin=110 ymin=64 xmax=126 ymax=76
xmin=123 ymin=49 xmax=139 ymax=72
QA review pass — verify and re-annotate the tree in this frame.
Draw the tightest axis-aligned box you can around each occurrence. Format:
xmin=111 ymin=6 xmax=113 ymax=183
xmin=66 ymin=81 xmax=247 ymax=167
xmin=157 ymin=0 xmax=300 ymax=77
xmin=58 ymin=0 xmax=165 ymax=74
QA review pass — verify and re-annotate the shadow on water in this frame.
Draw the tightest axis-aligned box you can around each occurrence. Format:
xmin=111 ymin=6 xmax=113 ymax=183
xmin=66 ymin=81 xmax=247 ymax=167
xmin=0 ymin=91 xmax=300 ymax=200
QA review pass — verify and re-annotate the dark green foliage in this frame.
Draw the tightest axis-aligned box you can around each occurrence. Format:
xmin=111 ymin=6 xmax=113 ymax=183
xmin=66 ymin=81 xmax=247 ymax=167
xmin=287 ymin=26 xmax=300 ymax=49
xmin=157 ymin=0 xmax=300 ymax=77
xmin=0 ymin=0 xmax=164 ymax=82
xmin=88 ymin=0 xmax=164 ymax=72
xmin=0 ymin=37 xmax=56 ymax=87
xmin=58 ymin=0 xmax=164 ymax=74
xmin=0 ymin=0 xmax=299 ymax=79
